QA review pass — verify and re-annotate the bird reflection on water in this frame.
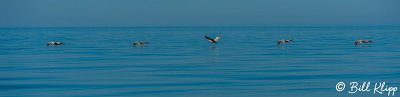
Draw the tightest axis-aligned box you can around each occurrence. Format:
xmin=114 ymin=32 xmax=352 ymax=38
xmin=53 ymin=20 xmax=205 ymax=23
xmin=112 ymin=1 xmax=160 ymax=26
xmin=355 ymin=45 xmax=372 ymax=47
xmin=209 ymin=46 xmax=219 ymax=49
xmin=206 ymin=46 xmax=220 ymax=63
xmin=134 ymin=45 xmax=148 ymax=48
xmin=277 ymin=45 xmax=294 ymax=49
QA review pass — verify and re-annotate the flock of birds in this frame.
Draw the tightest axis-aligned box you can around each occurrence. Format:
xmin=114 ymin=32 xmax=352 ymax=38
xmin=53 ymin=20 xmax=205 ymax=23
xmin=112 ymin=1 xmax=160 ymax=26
xmin=46 ymin=34 xmax=374 ymax=46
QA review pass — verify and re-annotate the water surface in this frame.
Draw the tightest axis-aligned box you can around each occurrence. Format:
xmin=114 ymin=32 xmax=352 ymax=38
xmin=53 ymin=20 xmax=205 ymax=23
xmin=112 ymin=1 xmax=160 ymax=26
xmin=1 ymin=27 xmax=400 ymax=97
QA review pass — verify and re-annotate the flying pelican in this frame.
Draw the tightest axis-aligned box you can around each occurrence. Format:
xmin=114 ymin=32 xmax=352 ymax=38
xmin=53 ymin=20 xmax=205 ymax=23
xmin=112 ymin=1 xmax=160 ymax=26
xmin=205 ymin=35 xmax=222 ymax=43
xmin=277 ymin=40 xmax=295 ymax=45
xmin=47 ymin=42 xmax=64 ymax=46
xmin=355 ymin=40 xmax=373 ymax=45
xmin=133 ymin=41 xmax=149 ymax=46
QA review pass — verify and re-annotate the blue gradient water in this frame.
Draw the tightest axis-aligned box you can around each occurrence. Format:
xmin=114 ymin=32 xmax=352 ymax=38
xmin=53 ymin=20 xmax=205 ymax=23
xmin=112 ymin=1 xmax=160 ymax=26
xmin=0 ymin=27 xmax=400 ymax=97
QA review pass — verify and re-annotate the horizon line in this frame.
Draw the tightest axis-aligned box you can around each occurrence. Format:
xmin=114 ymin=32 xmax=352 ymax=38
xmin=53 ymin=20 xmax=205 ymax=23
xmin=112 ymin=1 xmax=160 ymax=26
xmin=1 ymin=25 xmax=399 ymax=29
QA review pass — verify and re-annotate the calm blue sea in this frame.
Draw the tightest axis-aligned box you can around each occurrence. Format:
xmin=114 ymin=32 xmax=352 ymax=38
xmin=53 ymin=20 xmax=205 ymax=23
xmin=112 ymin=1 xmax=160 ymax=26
xmin=0 ymin=27 xmax=400 ymax=97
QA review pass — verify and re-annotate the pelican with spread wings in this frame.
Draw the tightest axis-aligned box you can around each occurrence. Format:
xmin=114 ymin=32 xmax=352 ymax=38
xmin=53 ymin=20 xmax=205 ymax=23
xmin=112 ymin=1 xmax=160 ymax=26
xmin=133 ymin=41 xmax=149 ymax=46
xmin=277 ymin=40 xmax=295 ymax=45
xmin=47 ymin=42 xmax=64 ymax=46
xmin=354 ymin=40 xmax=373 ymax=45
xmin=205 ymin=35 xmax=222 ymax=43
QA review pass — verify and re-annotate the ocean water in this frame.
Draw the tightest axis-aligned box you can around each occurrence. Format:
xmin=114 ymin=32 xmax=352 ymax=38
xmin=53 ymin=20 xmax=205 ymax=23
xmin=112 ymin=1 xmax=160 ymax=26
xmin=0 ymin=27 xmax=400 ymax=97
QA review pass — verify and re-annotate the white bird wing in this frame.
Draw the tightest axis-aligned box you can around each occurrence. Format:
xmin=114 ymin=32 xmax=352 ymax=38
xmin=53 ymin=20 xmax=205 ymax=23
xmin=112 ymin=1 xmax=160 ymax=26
xmin=214 ymin=35 xmax=221 ymax=42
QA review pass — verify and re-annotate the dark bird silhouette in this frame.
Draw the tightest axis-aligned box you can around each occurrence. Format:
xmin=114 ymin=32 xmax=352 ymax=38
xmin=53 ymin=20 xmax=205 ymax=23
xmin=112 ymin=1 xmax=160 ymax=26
xmin=47 ymin=42 xmax=64 ymax=46
xmin=133 ymin=41 xmax=149 ymax=46
xmin=355 ymin=40 xmax=373 ymax=45
xmin=277 ymin=40 xmax=295 ymax=45
xmin=205 ymin=35 xmax=222 ymax=43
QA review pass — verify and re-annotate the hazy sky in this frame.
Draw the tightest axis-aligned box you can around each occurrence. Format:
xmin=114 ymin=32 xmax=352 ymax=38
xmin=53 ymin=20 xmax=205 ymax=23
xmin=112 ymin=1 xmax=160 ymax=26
xmin=0 ymin=0 xmax=399 ymax=27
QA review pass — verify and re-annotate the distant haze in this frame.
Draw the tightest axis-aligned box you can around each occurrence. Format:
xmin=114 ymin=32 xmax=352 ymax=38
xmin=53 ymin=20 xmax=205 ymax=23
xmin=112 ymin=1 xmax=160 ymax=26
xmin=0 ymin=0 xmax=399 ymax=27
